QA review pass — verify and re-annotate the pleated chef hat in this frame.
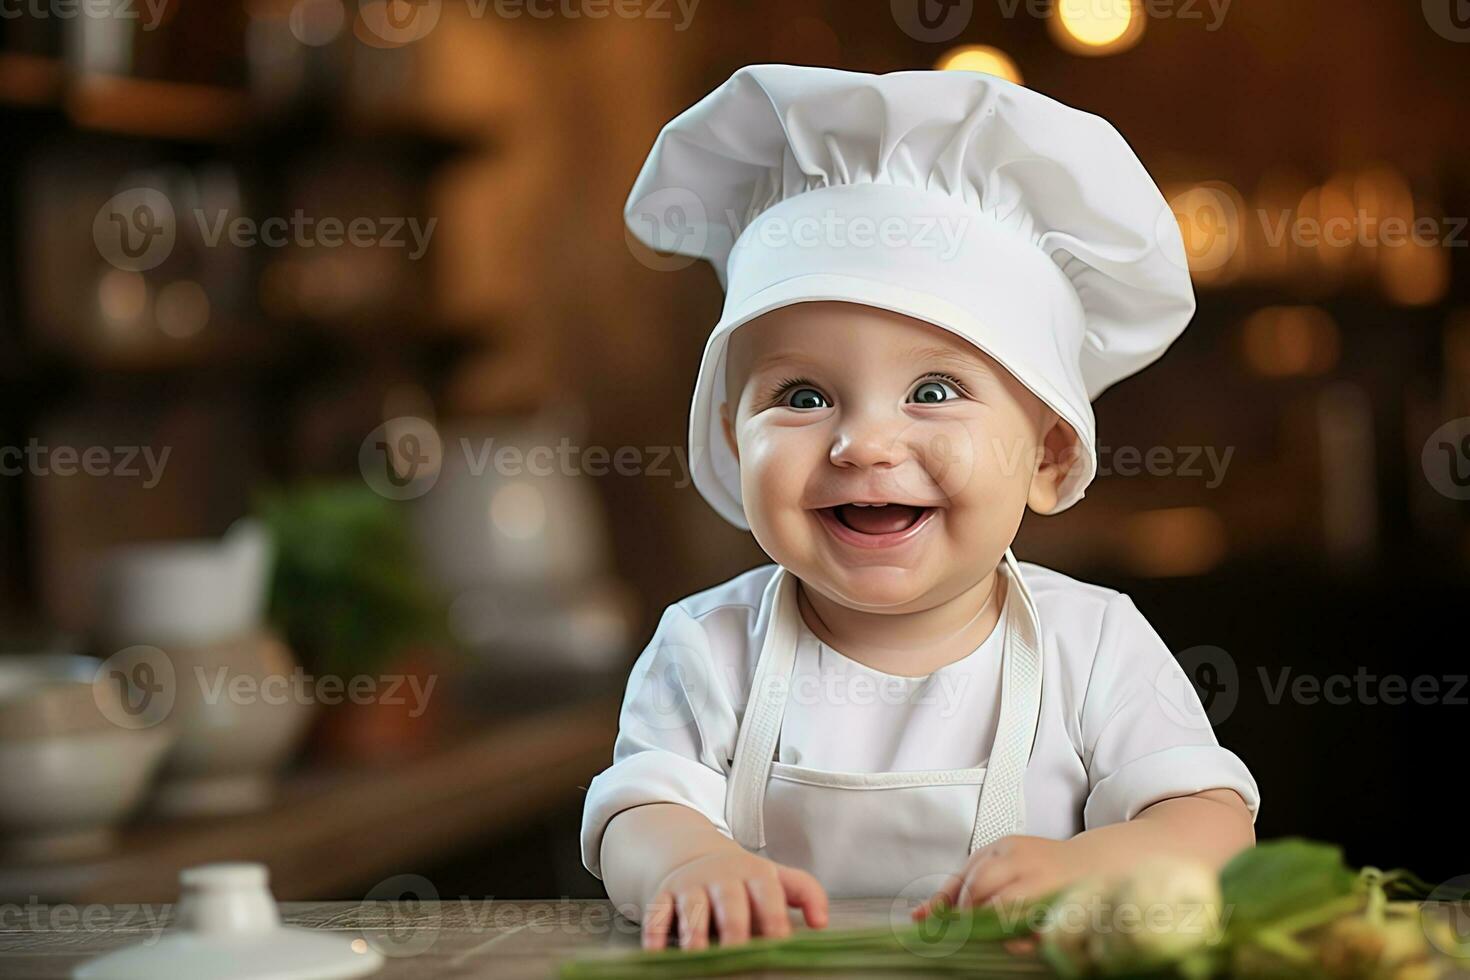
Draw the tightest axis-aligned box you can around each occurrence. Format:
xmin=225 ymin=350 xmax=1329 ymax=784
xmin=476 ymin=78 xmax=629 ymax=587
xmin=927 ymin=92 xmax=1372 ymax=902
xmin=626 ymin=65 xmax=1195 ymax=529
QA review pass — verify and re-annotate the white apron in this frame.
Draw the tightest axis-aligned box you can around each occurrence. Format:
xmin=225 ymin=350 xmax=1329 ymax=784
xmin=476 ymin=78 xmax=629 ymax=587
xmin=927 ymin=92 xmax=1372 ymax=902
xmin=723 ymin=550 xmax=1044 ymax=898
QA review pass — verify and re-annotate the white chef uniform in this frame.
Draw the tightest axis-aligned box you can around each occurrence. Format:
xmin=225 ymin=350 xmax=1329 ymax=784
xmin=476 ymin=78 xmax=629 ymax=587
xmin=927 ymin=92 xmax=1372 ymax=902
xmin=582 ymin=65 xmax=1260 ymax=896
xmin=581 ymin=559 xmax=1259 ymax=897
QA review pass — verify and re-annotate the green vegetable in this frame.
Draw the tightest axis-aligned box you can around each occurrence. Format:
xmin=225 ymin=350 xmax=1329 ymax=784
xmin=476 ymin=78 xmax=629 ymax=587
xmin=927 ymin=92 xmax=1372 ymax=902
xmin=559 ymin=899 xmax=1051 ymax=978
xmin=256 ymin=482 xmax=445 ymax=677
xmin=559 ymin=840 xmax=1470 ymax=979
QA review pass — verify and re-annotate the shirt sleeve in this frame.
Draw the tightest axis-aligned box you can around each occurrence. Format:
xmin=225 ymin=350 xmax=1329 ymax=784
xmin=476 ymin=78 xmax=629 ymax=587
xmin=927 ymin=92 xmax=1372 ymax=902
xmin=580 ymin=602 xmax=741 ymax=879
xmin=1079 ymin=593 xmax=1260 ymax=828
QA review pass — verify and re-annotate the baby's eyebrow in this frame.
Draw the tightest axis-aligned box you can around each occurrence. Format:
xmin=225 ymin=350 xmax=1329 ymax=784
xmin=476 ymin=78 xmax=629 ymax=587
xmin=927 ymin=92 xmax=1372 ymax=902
xmin=902 ymin=343 xmax=990 ymax=373
xmin=747 ymin=350 xmax=825 ymax=374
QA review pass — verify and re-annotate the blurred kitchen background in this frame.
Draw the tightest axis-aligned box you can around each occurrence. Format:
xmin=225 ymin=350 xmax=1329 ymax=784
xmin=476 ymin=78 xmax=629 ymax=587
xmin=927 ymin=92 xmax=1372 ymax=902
xmin=0 ymin=0 xmax=1465 ymax=905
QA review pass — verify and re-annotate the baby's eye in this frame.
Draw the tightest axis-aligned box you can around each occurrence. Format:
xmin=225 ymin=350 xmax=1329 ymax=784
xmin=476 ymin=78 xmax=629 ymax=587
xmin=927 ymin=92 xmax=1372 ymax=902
xmin=909 ymin=378 xmax=961 ymax=404
xmin=783 ymin=386 xmax=830 ymax=410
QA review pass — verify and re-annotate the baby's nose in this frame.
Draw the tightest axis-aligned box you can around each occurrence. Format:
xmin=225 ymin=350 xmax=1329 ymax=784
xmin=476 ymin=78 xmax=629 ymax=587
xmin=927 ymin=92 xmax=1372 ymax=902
xmin=829 ymin=411 xmax=907 ymax=469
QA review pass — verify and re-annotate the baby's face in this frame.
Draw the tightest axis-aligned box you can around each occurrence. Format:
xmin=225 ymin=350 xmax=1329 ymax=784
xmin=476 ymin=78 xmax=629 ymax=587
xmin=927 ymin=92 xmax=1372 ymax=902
xmin=722 ymin=302 xmax=1068 ymax=613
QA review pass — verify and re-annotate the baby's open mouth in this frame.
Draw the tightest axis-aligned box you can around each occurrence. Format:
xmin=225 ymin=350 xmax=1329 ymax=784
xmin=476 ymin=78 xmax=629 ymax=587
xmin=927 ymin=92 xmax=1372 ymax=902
xmin=823 ymin=503 xmax=931 ymax=535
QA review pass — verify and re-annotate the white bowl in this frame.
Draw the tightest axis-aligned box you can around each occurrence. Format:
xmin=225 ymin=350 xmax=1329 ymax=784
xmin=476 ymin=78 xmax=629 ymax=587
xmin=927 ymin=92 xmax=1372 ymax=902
xmin=0 ymin=726 xmax=172 ymax=861
xmin=93 ymin=518 xmax=273 ymax=648
xmin=0 ymin=654 xmax=173 ymax=861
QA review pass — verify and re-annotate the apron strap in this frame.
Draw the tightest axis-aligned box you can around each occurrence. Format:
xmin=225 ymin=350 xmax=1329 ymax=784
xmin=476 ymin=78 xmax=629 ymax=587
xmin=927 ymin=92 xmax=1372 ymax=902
xmin=725 ymin=567 xmax=801 ymax=850
xmin=969 ymin=549 xmax=1045 ymax=850
xmin=727 ymin=556 xmax=1044 ymax=854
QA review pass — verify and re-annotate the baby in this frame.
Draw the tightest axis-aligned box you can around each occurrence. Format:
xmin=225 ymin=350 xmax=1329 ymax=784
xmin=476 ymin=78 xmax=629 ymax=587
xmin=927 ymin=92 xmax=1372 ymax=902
xmin=582 ymin=65 xmax=1259 ymax=951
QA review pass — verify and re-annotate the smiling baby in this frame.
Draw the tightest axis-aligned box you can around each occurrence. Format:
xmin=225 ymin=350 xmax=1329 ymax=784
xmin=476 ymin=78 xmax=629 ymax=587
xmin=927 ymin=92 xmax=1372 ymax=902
xmin=581 ymin=65 xmax=1259 ymax=951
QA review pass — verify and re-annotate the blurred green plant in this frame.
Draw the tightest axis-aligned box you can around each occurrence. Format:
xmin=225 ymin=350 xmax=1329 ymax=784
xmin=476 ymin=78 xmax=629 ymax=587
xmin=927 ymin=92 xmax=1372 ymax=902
xmin=256 ymin=482 xmax=443 ymax=678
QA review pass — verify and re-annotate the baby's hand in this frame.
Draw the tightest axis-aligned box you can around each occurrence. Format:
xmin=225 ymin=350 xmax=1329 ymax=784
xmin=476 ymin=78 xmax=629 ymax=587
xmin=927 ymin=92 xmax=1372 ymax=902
xmin=912 ymin=835 xmax=1075 ymax=919
xmin=643 ymin=848 xmax=829 ymax=950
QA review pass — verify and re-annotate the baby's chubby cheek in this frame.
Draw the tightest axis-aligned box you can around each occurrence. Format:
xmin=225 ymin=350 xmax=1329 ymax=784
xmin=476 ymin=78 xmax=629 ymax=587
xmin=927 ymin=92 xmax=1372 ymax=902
xmin=736 ymin=427 xmax=822 ymax=553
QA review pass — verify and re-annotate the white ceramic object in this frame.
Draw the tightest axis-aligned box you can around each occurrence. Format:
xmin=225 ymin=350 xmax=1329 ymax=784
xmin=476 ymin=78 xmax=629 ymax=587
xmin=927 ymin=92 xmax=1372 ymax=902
xmin=0 ymin=727 xmax=172 ymax=860
xmin=122 ymin=632 xmax=316 ymax=818
xmin=0 ymin=654 xmax=173 ymax=861
xmin=412 ymin=420 xmax=612 ymax=595
xmin=94 ymin=518 xmax=274 ymax=648
xmin=74 ymin=863 xmax=384 ymax=980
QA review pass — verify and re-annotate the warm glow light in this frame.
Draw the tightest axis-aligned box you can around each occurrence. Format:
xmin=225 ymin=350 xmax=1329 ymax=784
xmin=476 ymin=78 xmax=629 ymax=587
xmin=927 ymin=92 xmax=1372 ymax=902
xmin=1165 ymin=182 xmax=1244 ymax=284
xmin=1122 ymin=507 xmax=1227 ymax=578
xmin=935 ymin=45 xmax=1023 ymax=85
xmin=1240 ymin=306 xmax=1340 ymax=378
xmin=490 ymin=482 xmax=547 ymax=541
xmin=1377 ymin=196 xmax=1450 ymax=307
xmin=97 ymin=269 xmax=148 ymax=337
xmin=155 ymin=280 xmax=210 ymax=338
xmin=1050 ymin=0 xmax=1144 ymax=55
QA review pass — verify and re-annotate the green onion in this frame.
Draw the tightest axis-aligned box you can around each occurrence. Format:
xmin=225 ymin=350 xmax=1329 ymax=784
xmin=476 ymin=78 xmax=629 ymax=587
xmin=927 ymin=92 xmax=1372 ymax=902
xmin=561 ymin=841 xmax=1468 ymax=979
xmin=559 ymin=901 xmax=1049 ymax=979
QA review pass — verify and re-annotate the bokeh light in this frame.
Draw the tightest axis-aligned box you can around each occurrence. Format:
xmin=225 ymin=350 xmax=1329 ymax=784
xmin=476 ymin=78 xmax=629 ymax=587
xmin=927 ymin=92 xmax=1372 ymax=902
xmin=1049 ymin=0 xmax=1145 ymax=56
xmin=935 ymin=45 xmax=1023 ymax=84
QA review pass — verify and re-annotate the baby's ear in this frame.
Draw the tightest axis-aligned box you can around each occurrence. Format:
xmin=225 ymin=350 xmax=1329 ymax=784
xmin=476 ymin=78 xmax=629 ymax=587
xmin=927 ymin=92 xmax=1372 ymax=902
xmin=720 ymin=402 xmax=740 ymax=461
xmin=1027 ymin=412 xmax=1075 ymax=514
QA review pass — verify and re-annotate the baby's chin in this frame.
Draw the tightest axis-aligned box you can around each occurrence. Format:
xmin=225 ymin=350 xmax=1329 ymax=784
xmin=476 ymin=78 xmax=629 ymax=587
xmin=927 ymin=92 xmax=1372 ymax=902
xmin=797 ymin=560 xmax=942 ymax=612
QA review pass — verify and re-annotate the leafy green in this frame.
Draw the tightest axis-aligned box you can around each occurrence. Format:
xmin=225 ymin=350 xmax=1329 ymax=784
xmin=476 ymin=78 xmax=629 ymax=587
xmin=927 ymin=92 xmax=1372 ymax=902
xmin=562 ymin=840 xmax=1450 ymax=979
xmin=1218 ymin=839 xmax=1358 ymax=939
xmin=256 ymin=482 xmax=444 ymax=677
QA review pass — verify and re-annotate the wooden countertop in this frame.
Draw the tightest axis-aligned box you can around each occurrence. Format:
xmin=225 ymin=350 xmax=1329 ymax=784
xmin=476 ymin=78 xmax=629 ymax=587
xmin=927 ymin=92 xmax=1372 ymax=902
xmin=2 ymin=898 xmax=917 ymax=979
xmin=4 ymin=897 xmax=1468 ymax=979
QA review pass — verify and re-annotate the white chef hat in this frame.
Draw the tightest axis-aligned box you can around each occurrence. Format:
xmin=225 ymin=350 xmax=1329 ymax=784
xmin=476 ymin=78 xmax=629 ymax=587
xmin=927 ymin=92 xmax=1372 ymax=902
xmin=626 ymin=64 xmax=1195 ymax=529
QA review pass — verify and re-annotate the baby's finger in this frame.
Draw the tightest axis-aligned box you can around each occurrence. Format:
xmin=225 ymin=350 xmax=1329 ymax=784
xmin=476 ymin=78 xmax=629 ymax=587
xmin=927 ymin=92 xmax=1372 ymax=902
xmin=958 ymin=858 xmax=1020 ymax=908
xmin=642 ymin=891 xmax=676 ymax=951
xmin=708 ymin=879 xmax=751 ymax=945
xmin=913 ymin=873 xmax=963 ymax=920
xmin=987 ymin=876 xmax=1045 ymax=906
xmin=746 ymin=875 xmax=792 ymax=939
xmin=775 ymin=865 xmax=829 ymax=929
xmin=675 ymin=887 xmax=712 ymax=950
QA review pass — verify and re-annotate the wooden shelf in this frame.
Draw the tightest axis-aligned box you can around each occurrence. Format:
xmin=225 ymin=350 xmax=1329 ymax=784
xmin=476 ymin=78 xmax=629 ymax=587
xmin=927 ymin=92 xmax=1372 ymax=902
xmin=65 ymin=73 xmax=252 ymax=143
xmin=0 ymin=56 xmax=494 ymax=156
xmin=0 ymin=697 xmax=619 ymax=904
xmin=0 ymin=52 xmax=64 ymax=107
